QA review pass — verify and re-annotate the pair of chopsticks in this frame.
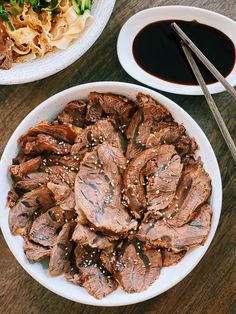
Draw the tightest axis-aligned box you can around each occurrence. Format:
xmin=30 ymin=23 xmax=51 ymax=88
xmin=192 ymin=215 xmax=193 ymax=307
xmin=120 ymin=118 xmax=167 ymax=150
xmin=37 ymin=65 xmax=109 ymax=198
xmin=171 ymin=22 xmax=236 ymax=163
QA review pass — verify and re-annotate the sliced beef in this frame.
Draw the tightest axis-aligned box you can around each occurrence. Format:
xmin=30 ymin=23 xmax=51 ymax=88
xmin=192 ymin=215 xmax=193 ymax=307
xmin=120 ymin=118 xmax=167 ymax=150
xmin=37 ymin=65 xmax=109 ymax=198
xmin=15 ymin=172 xmax=49 ymax=191
xmin=15 ymin=165 xmax=76 ymax=192
xmin=23 ymin=134 xmax=71 ymax=155
xmin=9 ymin=156 xmax=42 ymax=181
xmin=43 ymin=165 xmax=76 ymax=187
xmin=7 ymin=188 xmax=20 ymax=208
xmin=0 ymin=21 xmax=13 ymax=70
xmin=114 ymin=240 xmax=162 ymax=293
xmin=75 ymin=143 xmax=137 ymax=233
xmin=47 ymin=182 xmax=75 ymax=210
xmin=162 ymin=250 xmax=186 ymax=267
xmin=162 ymin=164 xmax=211 ymax=227
xmin=124 ymin=145 xmax=182 ymax=219
xmin=49 ymin=222 xmax=75 ymax=276
xmin=12 ymin=150 xmax=29 ymax=165
xmin=64 ymin=244 xmax=82 ymax=285
xmin=183 ymin=155 xmax=202 ymax=167
xmin=29 ymin=206 xmax=75 ymax=247
xmin=146 ymin=122 xmax=186 ymax=146
xmin=126 ymin=93 xmax=173 ymax=160
xmin=74 ymin=245 xmax=118 ymax=299
xmin=72 ymin=223 xmax=113 ymax=249
xmin=80 ymin=264 xmax=117 ymax=299
xmin=19 ymin=120 xmax=77 ymax=145
xmin=71 ymin=119 xmax=125 ymax=159
xmin=46 ymin=154 xmax=80 ymax=169
xmin=57 ymin=100 xmax=87 ymax=127
xmin=9 ymin=186 xmax=55 ymax=235
xmin=146 ymin=122 xmax=198 ymax=157
xmin=145 ymin=146 xmax=183 ymax=214
xmin=177 ymin=136 xmax=198 ymax=156
xmin=24 ymin=237 xmax=50 ymax=262
xmin=88 ymin=92 xmax=136 ymax=126
xmin=64 ymin=271 xmax=81 ymax=285
xmin=137 ymin=204 xmax=212 ymax=252
xmin=86 ymin=100 xmax=103 ymax=123
xmin=100 ymin=246 xmax=116 ymax=273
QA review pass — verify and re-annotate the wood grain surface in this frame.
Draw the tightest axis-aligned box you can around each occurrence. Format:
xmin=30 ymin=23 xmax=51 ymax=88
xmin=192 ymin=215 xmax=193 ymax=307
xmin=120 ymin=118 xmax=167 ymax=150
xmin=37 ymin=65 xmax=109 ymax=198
xmin=0 ymin=1 xmax=236 ymax=313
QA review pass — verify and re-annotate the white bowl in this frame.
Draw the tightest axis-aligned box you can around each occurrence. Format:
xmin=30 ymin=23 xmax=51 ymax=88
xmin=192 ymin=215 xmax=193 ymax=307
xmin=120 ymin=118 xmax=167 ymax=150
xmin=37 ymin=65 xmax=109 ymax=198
xmin=0 ymin=82 xmax=222 ymax=306
xmin=117 ymin=6 xmax=236 ymax=95
xmin=0 ymin=0 xmax=116 ymax=85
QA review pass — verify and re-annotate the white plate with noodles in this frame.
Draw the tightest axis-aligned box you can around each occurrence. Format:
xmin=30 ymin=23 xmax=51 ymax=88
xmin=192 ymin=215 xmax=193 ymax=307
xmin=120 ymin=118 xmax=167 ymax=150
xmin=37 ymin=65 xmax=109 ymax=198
xmin=0 ymin=0 xmax=116 ymax=84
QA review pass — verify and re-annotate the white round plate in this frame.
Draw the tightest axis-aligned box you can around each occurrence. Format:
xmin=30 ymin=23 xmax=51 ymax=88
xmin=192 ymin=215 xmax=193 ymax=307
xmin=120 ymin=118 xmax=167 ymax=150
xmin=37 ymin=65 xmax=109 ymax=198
xmin=0 ymin=0 xmax=116 ymax=85
xmin=117 ymin=6 xmax=236 ymax=95
xmin=0 ymin=82 xmax=222 ymax=306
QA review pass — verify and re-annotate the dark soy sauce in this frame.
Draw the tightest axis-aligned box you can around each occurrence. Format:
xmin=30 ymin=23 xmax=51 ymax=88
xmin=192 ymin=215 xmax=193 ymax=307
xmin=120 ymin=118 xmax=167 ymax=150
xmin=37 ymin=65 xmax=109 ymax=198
xmin=132 ymin=20 xmax=236 ymax=85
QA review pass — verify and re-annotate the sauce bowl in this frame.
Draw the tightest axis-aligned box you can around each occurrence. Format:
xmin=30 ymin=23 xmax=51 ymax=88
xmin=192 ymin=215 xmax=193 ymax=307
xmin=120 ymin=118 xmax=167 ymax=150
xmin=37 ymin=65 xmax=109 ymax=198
xmin=117 ymin=6 xmax=236 ymax=95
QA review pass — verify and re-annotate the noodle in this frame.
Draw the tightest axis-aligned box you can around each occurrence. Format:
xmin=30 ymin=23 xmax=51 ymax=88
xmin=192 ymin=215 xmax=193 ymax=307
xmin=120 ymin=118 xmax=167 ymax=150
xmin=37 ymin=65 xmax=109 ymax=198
xmin=1 ymin=0 xmax=93 ymax=64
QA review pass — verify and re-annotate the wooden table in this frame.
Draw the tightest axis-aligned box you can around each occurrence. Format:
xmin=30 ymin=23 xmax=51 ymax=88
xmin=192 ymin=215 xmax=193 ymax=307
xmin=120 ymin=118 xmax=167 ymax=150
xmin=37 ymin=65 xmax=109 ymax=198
xmin=0 ymin=1 xmax=236 ymax=313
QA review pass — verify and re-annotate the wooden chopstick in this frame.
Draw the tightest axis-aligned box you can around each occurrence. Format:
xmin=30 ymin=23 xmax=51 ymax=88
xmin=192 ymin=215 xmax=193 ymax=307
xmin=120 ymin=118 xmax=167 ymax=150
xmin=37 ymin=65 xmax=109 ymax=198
xmin=171 ymin=22 xmax=236 ymax=100
xmin=181 ymin=43 xmax=236 ymax=163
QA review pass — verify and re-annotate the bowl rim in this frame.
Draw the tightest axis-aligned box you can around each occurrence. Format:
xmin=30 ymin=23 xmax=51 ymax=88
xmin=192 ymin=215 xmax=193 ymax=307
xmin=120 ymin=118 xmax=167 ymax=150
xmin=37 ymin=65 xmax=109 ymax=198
xmin=0 ymin=0 xmax=116 ymax=85
xmin=117 ymin=5 xmax=236 ymax=95
xmin=0 ymin=81 xmax=222 ymax=306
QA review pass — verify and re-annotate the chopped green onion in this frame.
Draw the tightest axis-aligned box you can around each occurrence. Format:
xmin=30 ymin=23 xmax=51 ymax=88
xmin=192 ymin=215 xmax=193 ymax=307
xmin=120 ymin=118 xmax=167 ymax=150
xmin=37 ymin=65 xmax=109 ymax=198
xmin=29 ymin=0 xmax=38 ymax=5
xmin=11 ymin=7 xmax=19 ymax=16
xmin=71 ymin=0 xmax=81 ymax=15
xmin=0 ymin=4 xmax=15 ymax=30
xmin=72 ymin=0 xmax=92 ymax=16
xmin=44 ymin=0 xmax=59 ymax=12
xmin=19 ymin=0 xmax=25 ymax=7
xmin=81 ymin=0 xmax=85 ymax=12
xmin=86 ymin=0 xmax=91 ymax=10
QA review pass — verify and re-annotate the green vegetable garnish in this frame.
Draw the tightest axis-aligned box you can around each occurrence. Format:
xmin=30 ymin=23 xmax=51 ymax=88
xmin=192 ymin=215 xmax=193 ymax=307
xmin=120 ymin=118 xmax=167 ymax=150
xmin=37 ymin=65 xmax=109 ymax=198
xmin=44 ymin=0 xmax=59 ymax=12
xmin=72 ymin=0 xmax=93 ymax=16
xmin=0 ymin=4 xmax=15 ymax=30
xmin=11 ymin=7 xmax=19 ymax=16
xmin=86 ymin=0 xmax=91 ymax=10
xmin=81 ymin=0 xmax=85 ymax=12
xmin=18 ymin=0 xmax=24 ymax=7
xmin=29 ymin=0 xmax=38 ymax=5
